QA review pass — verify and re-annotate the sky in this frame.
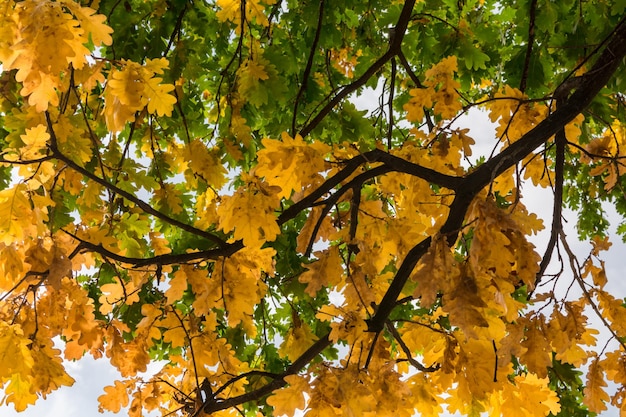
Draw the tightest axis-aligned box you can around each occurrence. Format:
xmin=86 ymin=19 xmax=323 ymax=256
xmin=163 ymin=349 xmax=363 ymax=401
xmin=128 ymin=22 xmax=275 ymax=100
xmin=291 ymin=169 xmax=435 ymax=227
xmin=2 ymin=110 xmax=626 ymax=417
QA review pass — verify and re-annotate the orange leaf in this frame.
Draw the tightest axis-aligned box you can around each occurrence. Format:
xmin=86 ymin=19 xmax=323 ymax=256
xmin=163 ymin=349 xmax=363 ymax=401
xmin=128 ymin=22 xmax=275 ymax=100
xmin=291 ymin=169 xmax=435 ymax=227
xmin=584 ymin=357 xmax=610 ymax=413
xmin=98 ymin=380 xmax=130 ymax=413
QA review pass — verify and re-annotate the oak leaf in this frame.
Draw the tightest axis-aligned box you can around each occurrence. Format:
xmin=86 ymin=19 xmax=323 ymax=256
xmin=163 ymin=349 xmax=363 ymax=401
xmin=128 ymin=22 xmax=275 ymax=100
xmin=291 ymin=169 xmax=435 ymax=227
xmin=266 ymin=375 xmax=309 ymax=416
xmin=279 ymin=319 xmax=318 ymax=362
xmin=217 ymin=181 xmax=281 ymax=248
xmin=144 ymin=76 xmax=177 ymax=116
xmin=30 ymin=342 xmax=75 ymax=398
xmin=299 ymin=247 xmax=343 ymax=296
xmin=584 ymin=356 xmax=610 ymax=413
xmin=60 ymin=1 xmax=113 ymax=46
xmin=256 ymin=132 xmax=330 ymax=200
xmin=520 ymin=316 xmax=552 ymax=378
xmin=2 ymin=373 xmax=37 ymax=412
xmin=98 ymin=380 xmax=130 ymax=413
xmin=165 ymin=268 xmax=189 ymax=305
xmin=0 ymin=323 xmax=34 ymax=380
xmin=411 ymin=234 xmax=460 ymax=308
xmin=490 ymin=373 xmax=561 ymax=416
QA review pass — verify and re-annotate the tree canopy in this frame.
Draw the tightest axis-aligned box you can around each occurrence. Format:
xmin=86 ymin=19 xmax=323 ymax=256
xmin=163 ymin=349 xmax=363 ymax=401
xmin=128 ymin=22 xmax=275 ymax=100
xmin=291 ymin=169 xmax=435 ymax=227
xmin=1 ymin=0 xmax=626 ymax=415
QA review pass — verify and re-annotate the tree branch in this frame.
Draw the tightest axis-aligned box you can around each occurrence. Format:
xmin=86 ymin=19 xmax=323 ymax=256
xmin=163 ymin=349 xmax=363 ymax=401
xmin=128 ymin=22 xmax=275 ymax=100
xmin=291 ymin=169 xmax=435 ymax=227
xmin=279 ymin=149 xmax=461 ymax=226
xmin=385 ymin=320 xmax=439 ymax=372
xmin=203 ymin=333 xmax=331 ymax=414
xmin=292 ymin=0 xmax=325 ymax=135
xmin=299 ymin=0 xmax=417 ymax=137
xmin=44 ymin=112 xmax=229 ymax=249
xmin=367 ymin=15 xmax=626 ymax=333
xmin=61 ymin=229 xmax=242 ymax=267
xmin=519 ymin=0 xmax=537 ymax=93
xmin=532 ymin=112 xmax=566 ymax=294
xmin=467 ymin=16 xmax=626 ymax=196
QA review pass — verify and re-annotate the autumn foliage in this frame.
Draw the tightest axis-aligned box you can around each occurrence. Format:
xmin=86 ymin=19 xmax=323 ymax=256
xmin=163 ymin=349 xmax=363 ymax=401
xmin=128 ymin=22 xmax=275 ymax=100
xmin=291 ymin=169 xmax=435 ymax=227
xmin=2 ymin=0 xmax=626 ymax=416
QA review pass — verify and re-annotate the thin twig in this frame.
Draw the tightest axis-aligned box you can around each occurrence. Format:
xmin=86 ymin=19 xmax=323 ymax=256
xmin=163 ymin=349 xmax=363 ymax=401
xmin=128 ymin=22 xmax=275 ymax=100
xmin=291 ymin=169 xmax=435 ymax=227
xmin=519 ymin=0 xmax=537 ymax=93
xmin=292 ymin=0 xmax=325 ymax=135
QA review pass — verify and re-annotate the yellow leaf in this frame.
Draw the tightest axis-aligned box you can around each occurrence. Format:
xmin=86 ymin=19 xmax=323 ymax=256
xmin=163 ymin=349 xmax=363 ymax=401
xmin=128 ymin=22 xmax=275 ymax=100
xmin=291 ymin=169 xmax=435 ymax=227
xmin=405 ymin=56 xmax=462 ymax=120
xmin=60 ymin=279 xmax=103 ymax=358
xmin=217 ymin=181 xmax=281 ymax=248
xmin=103 ymin=61 xmax=146 ymax=131
xmin=4 ymin=0 xmax=111 ymax=112
xmin=411 ymin=234 xmax=460 ymax=308
xmin=236 ymin=55 xmax=274 ymax=106
xmin=184 ymin=139 xmax=228 ymax=189
xmin=159 ymin=318 xmax=187 ymax=349
xmin=53 ymin=115 xmax=93 ymax=164
xmin=46 ymin=250 xmax=72 ymax=291
xmin=404 ymin=87 xmax=434 ymax=122
xmin=409 ymin=374 xmax=443 ymax=417
xmin=595 ymin=289 xmax=626 ymax=336
xmin=491 ymin=373 xmax=560 ymax=417
xmin=215 ymin=247 xmax=274 ymax=333
xmin=442 ymin=273 xmax=489 ymax=339
xmin=0 ymin=184 xmax=33 ymax=245
xmin=602 ymin=350 xmax=626 ymax=385
xmin=106 ymin=324 xmax=150 ymax=377
xmin=519 ymin=316 xmax=552 ymax=378
xmin=144 ymin=77 xmax=177 ymax=116
xmin=454 ymin=338 xmax=500 ymax=400
xmin=328 ymin=310 xmax=368 ymax=345
xmin=216 ymin=0 xmax=277 ymax=28
xmin=401 ymin=320 xmax=448 ymax=367
xmin=0 ymin=323 xmax=35 ymax=380
xmin=278 ymin=319 xmax=318 ymax=362
xmin=592 ymin=235 xmax=612 ymax=255
xmin=256 ymin=131 xmax=330 ymax=199
xmin=216 ymin=0 xmax=239 ymax=24
xmin=523 ymin=153 xmax=553 ymax=188
xmin=153 ymin=183 xmax=183 ymax=215
xmin=266 ymin=375 xmax=309 ymax=416
xmin=107 ymin=64 xmax=144 ymax=107
xmin=0 ymin=243 xmax=25 ymax=291
xmin=455 ymin=127 xmax=475 ymax=156
xmin=165 ymin=268 xmax=188 ymax=304
xmin=299 ymin=247 xmax=343 ymax=296
xmin=23 ymin=73 xmax=59 ymax=112
xmin=144 ymin=57 xmax=169 ymax=74
xmin=61 ymin=1 xmax=113 ymax=46
xmin=3 ymin=373 xmax=38 ymax=412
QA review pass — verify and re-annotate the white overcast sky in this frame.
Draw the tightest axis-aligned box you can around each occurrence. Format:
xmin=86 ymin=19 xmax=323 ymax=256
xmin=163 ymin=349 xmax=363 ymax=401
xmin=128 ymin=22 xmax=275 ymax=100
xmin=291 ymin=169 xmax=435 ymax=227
xmin=2 ymin=108 xmax=625 ymax=417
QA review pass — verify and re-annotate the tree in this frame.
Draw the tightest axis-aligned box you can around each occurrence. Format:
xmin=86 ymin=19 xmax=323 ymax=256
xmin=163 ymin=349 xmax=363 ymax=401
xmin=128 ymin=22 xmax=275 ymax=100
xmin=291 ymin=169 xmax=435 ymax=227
xmin=1 ymin=0 xmax=626 ymax=415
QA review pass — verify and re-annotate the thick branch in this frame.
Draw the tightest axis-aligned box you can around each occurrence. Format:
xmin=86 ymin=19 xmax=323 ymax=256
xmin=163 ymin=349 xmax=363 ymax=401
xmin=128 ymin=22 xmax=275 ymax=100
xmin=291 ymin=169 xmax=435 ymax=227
xmin=367 ymin=236 xmax=432 ymax=332
xmin=62 ymin=229 xmax=242 ymax=267
xmin=533 ymin=120 xmax=566 ymax=292
xmin=279 ymin=149 xmax=461 ymax=226
xmin=367 ymin=16 xmax=626 ymax=333
xmin=203 ymin=333 xmax=331 ymax=414
xmin=466 ymin=16 xmax=626 ymax=196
